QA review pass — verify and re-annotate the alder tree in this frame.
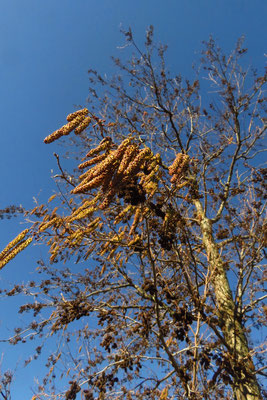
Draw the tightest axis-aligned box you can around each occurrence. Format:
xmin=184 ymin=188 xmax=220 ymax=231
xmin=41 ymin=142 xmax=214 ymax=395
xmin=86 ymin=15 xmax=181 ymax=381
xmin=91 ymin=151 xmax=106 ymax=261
xmin=0 ymin=28 xmax=266 ymax=400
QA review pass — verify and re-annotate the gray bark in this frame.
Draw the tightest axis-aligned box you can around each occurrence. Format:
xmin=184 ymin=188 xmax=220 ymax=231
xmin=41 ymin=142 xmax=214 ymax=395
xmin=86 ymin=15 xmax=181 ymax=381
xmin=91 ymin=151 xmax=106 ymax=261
xmin=194 ymin=199 xmax=262 ymax=400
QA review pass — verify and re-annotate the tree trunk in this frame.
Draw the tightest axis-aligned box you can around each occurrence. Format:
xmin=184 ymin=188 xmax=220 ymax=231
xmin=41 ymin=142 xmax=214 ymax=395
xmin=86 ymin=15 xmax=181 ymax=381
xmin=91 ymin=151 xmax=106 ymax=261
xmin=194 ymin=200 xmax=262 ymax=399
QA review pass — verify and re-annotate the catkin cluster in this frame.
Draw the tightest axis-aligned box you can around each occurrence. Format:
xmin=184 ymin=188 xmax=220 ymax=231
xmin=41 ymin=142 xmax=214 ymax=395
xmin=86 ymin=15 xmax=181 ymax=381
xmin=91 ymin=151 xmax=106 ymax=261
xmin=72 ymin=137 xmax=155 ymax=209
xmin=168 ymin=153 xmax=190 ymax=184
xmin=0 ymin=229 xmax=32 ymax=270
xmin=44 ymin=108 xmax=91 ymax=144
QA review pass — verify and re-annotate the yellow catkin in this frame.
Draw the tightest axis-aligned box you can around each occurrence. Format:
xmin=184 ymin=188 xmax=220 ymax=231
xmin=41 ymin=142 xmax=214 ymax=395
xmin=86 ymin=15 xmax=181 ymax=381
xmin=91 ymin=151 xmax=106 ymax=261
xmin=72 ymin=236 xmax=84 ymax=246
xmin=176 ymin=180 xmax=190 ymax=189
xmin=143 ymin=181 xmax=158 ymax=197
xmin=73 ymin=230 xmax=83 ymax=239
xmin=86 ymin=217 xmax=101 ymax=233
xmin=85 ymin=243 xmax=96 ymax=260
xmin=141 ymin=165 xmax=160 ymax=185
xmin=146 ymin=154 xmax=161 ymax=173
xmin=66 ymin=108 xmax=89 ymax=122
xmin=142 ymin=206 xmax=150 ymax=217
xmin=68 ymin=194 xmax=101 ymax=221
xmin=115 ymin=252 xmax=122 ymax=262
xmin=50 ymin=252 xmax=58 ymax=263
xmin=159 ymin=387 xmax=168 ymax=400
xmin=87 ymin=217 xmax=101 ymax=228
xmin=78 ymin=153 xmax=107 ymax=170
xmin=48 ymin=194 xmax=57 ymax=203
xmin=64 ymin=232 xmax=77 ymax=243
xmin=0 ymin=229 xmax=29 ymax=260
xmin=128 ymin=235 xmax=141 ymax=247
xmin=74 ymin=116 xmax=92 ymax=135
xmin=80 ymin=154 xmax=118 ymax=193
xmin=65 ymin=229 xmax=84 ymax=246
xmin=50 ymin=242 xmax=59 ymax=251
xmin=68 ymin=206 xmax=95 ymax=222
xmin=67 ymin=201 xmax=91 ymax=221
xmin=110 ymin=231 xmax=125 ymax=243
xmin=73 ymin=176 xmax=95 ymax=193
xmin=168 ymin=153 xmax=183 ymax=175
xmin=107 ymin=248 xmax=116 ymax=260
xmin=81 ymin=143 xmax=116 ymax=192
xmin=84 ymin=137 xmax=112 ymax=159
xmin=144 ymin=154 xmax=161 ymax=174
xmin=100 ymin=242 xmax=110 ymax=256
xmin=114 ymin=205 xmax=133 ymax=224
xmin=153 ymin=153 xmax=161 ymax=163
xmin=0 ymin=238 xmax=32 ymax=270
xmin=39 ymin=217 xmax=58 ymax=232
xmin=100 ymin=231 xmax=124 ymax=257
xmin=129 ymin=207 xmax=142 ymax=236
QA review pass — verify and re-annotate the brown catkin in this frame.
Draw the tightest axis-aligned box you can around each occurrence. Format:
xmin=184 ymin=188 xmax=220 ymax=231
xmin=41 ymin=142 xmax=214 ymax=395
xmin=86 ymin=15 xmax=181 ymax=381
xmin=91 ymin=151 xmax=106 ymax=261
xmin=90 ymin=151 xmax=118 ymax=178
xmin=170 ymin=173 xmax=179 ymax=183
xmin=115 ymin=138 xmax=132 ymax=160
xmin=101 ymin=168 xmax=116 ymax=193
xmin=0 ymin=238 xmax=32 ymax=270
xmin=78 ymin=153 xmax=107 ymax=170
xmin=99 ymin=187 xmax=117 ymax=209
xmin=72 ymin=173 xmax=107 ymax=194
xmin=168 ymin=154 xmax=189 ymax=176
xmin=0 ymin=229 xmax=29 ymax=260
xmin=75 ymin=158 xmax=115 ymax=193
xmin=78 ymin=150 xmax=117 ymax=186
xmin=44 ymin=115 xmax=86 ymax=144
xmin=44 ymin=130 xmax=64 ymax=144
xmin=125 ymin=147 xmax=152 ymax=177
xmin=117 ymin=144 xmax=139 ymax=174
xmin=74 ymin=116 xmax=92 ymax=135
xmin=60 ymin=115 xmax=86 ymax=135
xmin=79 ymin=164 xmax=100 ymax=181
xmin=66 ymin=108 xmax=89 ymax=122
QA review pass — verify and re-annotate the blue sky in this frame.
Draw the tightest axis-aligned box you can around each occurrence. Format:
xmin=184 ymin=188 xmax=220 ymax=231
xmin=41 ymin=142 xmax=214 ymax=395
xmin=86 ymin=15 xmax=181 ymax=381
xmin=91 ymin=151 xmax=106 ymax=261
xmin=0 ymin=0 xmax=266 ymax=398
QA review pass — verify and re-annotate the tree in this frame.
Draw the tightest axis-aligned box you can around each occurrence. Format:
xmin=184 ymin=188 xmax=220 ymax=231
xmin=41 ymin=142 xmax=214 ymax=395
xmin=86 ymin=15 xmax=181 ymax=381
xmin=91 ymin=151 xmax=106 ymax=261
xmin=0 ymin=364 xmax=12 ymax=400
xmin=0 ymin=206 xmax=24 ymax=221
xmin=0 ymin=28 xmax=266 ymax=399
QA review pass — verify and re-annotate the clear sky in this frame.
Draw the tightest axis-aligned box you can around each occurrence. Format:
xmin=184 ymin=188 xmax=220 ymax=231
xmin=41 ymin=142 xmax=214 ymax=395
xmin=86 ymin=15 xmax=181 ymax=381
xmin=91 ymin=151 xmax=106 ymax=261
xmin=0 ymin=0 xmax=266 ymax=398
